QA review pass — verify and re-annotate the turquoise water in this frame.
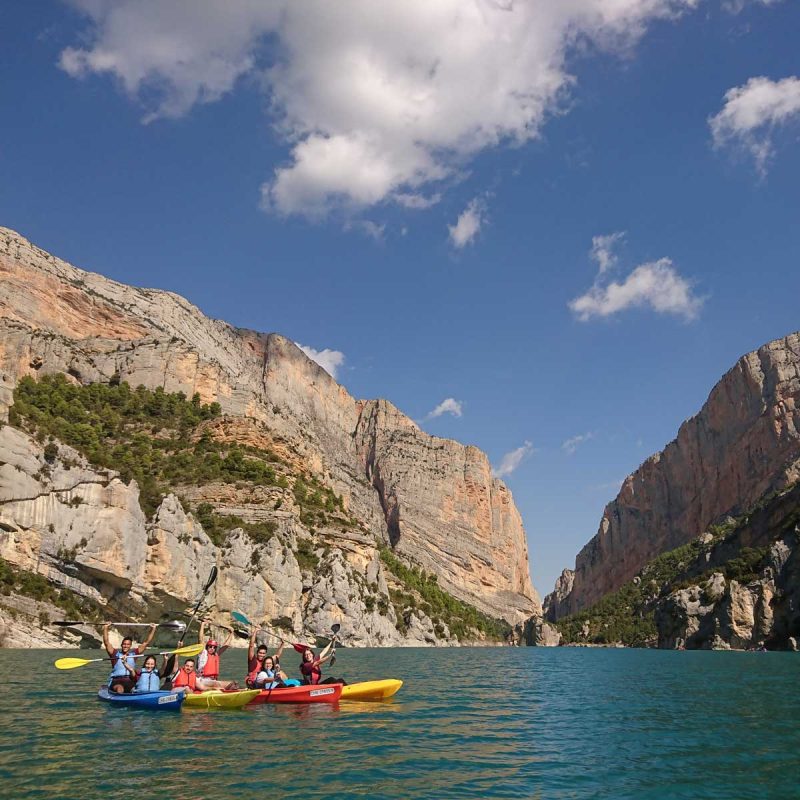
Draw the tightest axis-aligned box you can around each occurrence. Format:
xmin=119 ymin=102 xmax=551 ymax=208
xmin=1 ymin=647 xmax=798 ymax=799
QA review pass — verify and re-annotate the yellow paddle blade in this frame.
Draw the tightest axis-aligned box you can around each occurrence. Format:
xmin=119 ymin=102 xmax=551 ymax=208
xmin=54 ymin=657 xmax=94 ymax=670
xmin=172 ymin=643 xmax=204 ymax=658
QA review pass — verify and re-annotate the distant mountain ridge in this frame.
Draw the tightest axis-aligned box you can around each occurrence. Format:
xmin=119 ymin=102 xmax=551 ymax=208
xmin=0 ymin=226 xmax=539 ymax=648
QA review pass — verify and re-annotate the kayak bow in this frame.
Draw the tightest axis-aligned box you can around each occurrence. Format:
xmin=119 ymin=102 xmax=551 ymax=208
xmin=340 ymin=679 xmax=403 ymax=701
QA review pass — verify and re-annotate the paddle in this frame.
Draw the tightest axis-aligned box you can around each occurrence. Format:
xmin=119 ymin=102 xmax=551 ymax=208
xmin=231 ymin=611 xmax=313 ymax=653
xmin=183 ymin=565 xmax=218 ymax=639
xmin=54 ymin=642 xmax=204 ymax=670
xmin=328 ymin=623 xmax=341 ymax=666
xmin=52 ymin=620 xmax=186 ymax=631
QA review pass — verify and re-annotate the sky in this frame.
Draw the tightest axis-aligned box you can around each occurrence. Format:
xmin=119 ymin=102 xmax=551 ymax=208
xmin=2 ymin=1 xmax=799 ymax=597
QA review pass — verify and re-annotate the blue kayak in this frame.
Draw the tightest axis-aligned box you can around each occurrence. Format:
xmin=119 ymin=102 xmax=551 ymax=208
xmin=97 ymin=687 xmax=185 ymax=711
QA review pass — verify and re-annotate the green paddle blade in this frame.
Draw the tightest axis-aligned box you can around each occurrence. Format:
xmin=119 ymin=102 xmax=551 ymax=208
xmin=231 ymin=610 xmax=252 ymax=627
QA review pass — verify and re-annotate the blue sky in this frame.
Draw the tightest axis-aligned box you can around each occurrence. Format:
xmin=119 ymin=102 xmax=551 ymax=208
xmin=2 ymin=1 xmax=799 ymax=596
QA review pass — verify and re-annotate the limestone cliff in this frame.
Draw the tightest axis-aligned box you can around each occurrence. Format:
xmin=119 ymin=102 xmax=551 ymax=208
xmin=552 ymin=332 xmax=800 ymax=618
xmin=0 ymin=226 xmax=538 ymax=647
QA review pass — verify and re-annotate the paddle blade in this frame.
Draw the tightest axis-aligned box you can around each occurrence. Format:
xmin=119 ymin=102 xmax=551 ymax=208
xmin=231 ymin=610 xmax=251 ymax=627
xmin=293 ymin=643 xmax=308 ymax=654
xmin=161 ymin=620 xmax=186 ymax=632
xmin=204 ymin=566 xmax=218 ymax=592
xmin=54 ymin=657 xmax=94 ymax=670
xmin=52 ymin=621 xmax=82 ymax=627
xmin=173 ymin=643 xmax=204 ymax=658
xmin=331 ymin=623 xmax=341 ymax=635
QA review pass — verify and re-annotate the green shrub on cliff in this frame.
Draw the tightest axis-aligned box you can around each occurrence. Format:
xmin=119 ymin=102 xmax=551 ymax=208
xmin=0 ymin=557 xmax=103 ymax=621
xmin=379 ymin=545 xmax=510 ymax=641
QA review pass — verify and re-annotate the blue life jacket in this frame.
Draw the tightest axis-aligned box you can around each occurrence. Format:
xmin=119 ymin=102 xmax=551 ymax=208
xmin=135 ymin=669 xmax=161 ymax=693
xmin=109 ymin=649 xmax=137 ymax=682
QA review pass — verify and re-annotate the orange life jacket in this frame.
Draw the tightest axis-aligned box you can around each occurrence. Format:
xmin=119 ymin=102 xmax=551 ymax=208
xmin=201 ymin=652 xmax=220 ymax=679
xmin=173 ymin=667 xmax=197 ymax=690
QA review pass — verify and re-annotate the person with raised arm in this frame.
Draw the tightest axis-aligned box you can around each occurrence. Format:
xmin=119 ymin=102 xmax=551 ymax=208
xmin=103 ymin=623 xmax=156 ymax=694
xmin=196 ymin=619 xmax=237 ymax=690
xmin=299 ymin=636 xmax=346 ymax=686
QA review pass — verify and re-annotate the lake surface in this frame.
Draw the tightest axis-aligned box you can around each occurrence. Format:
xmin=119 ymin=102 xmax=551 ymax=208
xmin=1 ymin=646 xmax=798 ymax=799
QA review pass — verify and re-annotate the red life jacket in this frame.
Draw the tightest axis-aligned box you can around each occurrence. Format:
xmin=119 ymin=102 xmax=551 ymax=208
xmin=246 ymin=662 xmax=261 ymax=688
xmin=173 ymin=667 xmax=197 ymax=691
xmin=300 ymin=660 xmax=321 ymax=685
xmin=200 ymin=651 xmax=220 ymax=679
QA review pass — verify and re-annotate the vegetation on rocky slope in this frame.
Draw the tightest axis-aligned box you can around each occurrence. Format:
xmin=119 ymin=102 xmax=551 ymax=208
xmin=10 ymin=375 xmax=349 ymax=539
xmin=379 ymin=546 xmax=510 ymax=641
xmin=555 ymin=487 xmax=797 ymax=646
xmin=0 ymin=556 xmax=103 ymax=624
xmin=9 ymin=375 xmax=510 ymax=643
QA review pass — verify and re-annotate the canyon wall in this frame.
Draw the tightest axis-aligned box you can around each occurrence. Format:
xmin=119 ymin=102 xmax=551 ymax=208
xmin=552 ymin=332 xmax=800 ymax=618
xmin=0 ymin=226 xmax=539 ymax=646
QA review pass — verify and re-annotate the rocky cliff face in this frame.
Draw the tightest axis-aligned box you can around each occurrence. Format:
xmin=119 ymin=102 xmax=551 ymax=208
xmin=552 ymin=332 xmax=800 ymax=618
xmin=0 ymin=227 xmax=538 ymax=647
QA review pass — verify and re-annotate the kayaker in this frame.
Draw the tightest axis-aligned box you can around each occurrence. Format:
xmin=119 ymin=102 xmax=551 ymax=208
xmin=130 ymin=655 xmax=162 ymax=693
xmin=172 ymin=658 xmax=199 ymax=693
xmin=103 ymin=622 xmax=156 ymax=694
xmin=246 ymin=630 xmax=285 ymax=688
xmin=299 ymin=643 xmax=346 ymax=686
xmin=255 ymin=655 xmax=285 ymax=689
xmin=196 ymin=620 xmax=237 ymax=690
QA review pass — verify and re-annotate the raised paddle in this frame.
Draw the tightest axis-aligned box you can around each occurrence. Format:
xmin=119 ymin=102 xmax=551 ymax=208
xmin=183 ymin=565 xmax=218 ymax=638
xmin=231 ymin=611 xmax=314 ymax=653
xmin=52 ymin=620 xmax=186 ymax=631
xmin=328 ymin=623 xmax=341 ymax=666
xmin=54 ymin=642 xmax=204 ymax=670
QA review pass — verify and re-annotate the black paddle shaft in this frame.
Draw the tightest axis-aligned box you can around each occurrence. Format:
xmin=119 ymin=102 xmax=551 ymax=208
xmin=183 ymin=566 xmax=218 ymax=639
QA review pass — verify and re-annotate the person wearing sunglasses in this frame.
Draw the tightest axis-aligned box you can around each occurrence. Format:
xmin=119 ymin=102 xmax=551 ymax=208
xmin=196 ymin=619 xmax=237 ymax=690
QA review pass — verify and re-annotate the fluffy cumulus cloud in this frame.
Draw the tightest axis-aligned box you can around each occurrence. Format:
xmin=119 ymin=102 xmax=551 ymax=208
xmin=59 ymin=0 xmax=700 ymax=216
xmin=295 ymin=343 xmax=345 ymax=379
xmin=492 ymin=441 xmax=533 ymax=479
xmin=448 ymin=198 xmax=486 ymax=249
xmin=570 ymin=257 xmax=703 ymax=321
xmin=709 ymin=75 xmax=800 ymax=176
xmin=425 ymin=397 xmax=464 ymax=420
xmin=562 ymin=432 xmax=594 ymax=454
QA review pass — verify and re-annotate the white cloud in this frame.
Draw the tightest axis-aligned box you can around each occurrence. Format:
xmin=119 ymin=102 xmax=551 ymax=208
xmin=562 ymin=432 xmax=594 ymax=455
xmin=709 ymin=75 xmax=800 ymax=176
xmin=59 ymin=0 xmax=700 ymax=217
xmin=590 ymin=232 xmax=625 ymax=275
xmin=425 ymin=397 xmax=464 ymax=420
xmin=295 ymin=343 xmax=345 ymax=379
xmin=493 ymin=441 xmax=533 ymax=478
xmin=723 ymin=0 xmax=784 ymax=12
xmin=448 ymin=198 xmax=486 ymax=249
xmin=570 ymin=242 xmax=703 ymax=321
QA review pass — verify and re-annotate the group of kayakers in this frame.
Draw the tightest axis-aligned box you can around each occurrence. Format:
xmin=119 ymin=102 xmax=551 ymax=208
xmin=104 ymin=619 xmax=346 ymax=694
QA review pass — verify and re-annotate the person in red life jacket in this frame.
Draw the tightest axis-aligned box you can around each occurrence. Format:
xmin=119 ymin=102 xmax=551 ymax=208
xmin=172 ymin=657 xmax=199 ymax=693
xmin=299 ymin=638 xmax=346 ymax=686
xmin=245 ymin=630 xmax=285 ymax=688
xmin=196 ymin=620 xmax=237 ymax=690
xmin=103 ymin=623 xmax=156 ymax=694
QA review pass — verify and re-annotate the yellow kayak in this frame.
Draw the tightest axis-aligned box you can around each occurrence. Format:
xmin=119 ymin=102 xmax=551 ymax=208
xmin=340 ymin=679 xmax=403 ymax=701
xmin=181 ymin=689 xmax=260 ymax=709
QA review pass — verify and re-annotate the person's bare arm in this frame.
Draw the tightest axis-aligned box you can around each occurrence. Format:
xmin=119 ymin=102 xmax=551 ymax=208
xmin=319 ymin=638 xmax=336 ymax=660
xmin=140 ymin=623 xmax=157 ymax=651
xmin=199 ymin=619 xmax=207 ymax=643
xmin=275 ymin=641 xmax=285 ymax=661
xmin=248 ymin=629 xmax=256 ymax=661
xmin=103 ymin=623 xmax=115 ymax=657
xmin=219 ymin=627 xmax=233 ymax=654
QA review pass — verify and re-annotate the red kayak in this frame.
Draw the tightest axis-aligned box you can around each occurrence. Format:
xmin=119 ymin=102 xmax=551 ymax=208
xmin=250 ymin=683 xmax=342 ymax=704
